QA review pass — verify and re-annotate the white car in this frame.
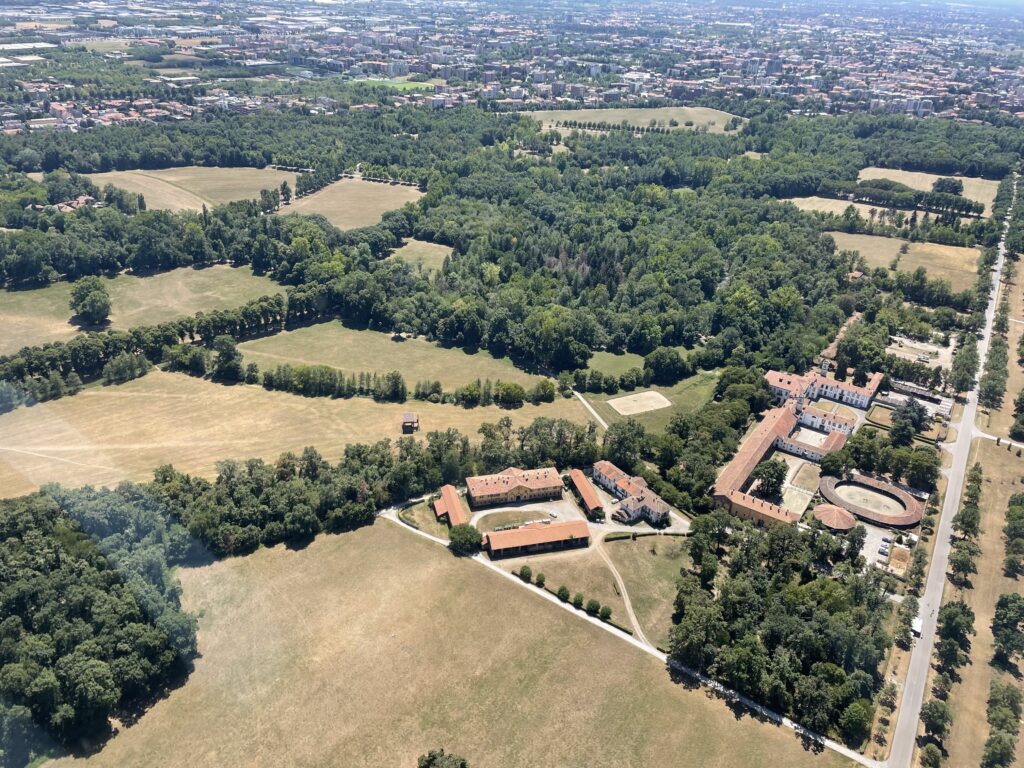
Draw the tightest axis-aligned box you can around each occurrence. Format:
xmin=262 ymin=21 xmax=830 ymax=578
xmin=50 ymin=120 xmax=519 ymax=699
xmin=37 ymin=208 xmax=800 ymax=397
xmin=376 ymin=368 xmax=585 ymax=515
xmin=549 ymin=511 xmax=558 ymax=518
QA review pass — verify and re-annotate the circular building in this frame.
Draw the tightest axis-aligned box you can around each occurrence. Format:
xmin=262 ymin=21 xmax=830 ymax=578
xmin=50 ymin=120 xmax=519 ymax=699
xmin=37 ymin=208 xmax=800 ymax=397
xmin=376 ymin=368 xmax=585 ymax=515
xmin=813 ymin=503 xmax=857 ymax=532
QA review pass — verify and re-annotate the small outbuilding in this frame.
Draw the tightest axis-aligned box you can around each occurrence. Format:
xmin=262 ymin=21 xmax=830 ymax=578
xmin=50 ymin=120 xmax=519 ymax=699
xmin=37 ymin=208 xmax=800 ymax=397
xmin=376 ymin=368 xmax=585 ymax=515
xmin=402 ymin=412 xmax=420 ymax=434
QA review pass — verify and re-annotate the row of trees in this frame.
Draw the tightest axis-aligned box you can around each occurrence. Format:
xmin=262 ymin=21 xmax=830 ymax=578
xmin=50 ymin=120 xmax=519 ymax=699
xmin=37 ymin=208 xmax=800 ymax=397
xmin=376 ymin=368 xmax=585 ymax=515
xmin=1005 ymin=492 xmax=1024 ymax=576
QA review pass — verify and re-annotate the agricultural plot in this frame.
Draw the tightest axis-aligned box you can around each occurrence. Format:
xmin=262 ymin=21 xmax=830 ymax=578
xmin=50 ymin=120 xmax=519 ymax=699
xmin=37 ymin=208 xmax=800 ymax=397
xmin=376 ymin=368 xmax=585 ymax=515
xmin=829 ymin=232 xmax=980 ymax=292
xmin=857 ymin=167 xmax=1001 ymax=216
xmin=586 ymin=370 xmax=718 ymax=433
xmin=0 ymin=265 xmax=280 ymax=355
xmin=238 ymin=322 xmax=541 ymax=390
xmin=48 ymin=522 xmax=851 ymax=768
xmin=283 ymin=178 xmax=422 ymax=230
xmin=0 ymin=370 xmax=589 ymax=499
xmin=784 ymin=196 xmax=887 ymax=219
xmin=388 ymin=238 xmax=452 ymax=274
xmin=530 ymin=106 xmax=743 ymax=135
xmin=85 ymin=166 xmax=298 ymax=212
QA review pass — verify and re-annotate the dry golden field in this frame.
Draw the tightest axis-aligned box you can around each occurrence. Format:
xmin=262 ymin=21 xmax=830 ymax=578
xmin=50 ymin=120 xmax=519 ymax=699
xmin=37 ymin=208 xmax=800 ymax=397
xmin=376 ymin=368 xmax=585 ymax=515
xmin=283 ymin=178 xmax=423 ymax=230
xmin=857 ymin=167 xmax=1000 ymax=216
xmin=530 ymin=106 xmax=742 ymax=135
xmin=829 ymin=232 xmax=980 ymax=292
xmin=48 ymin=521 xmax=852 ymax=768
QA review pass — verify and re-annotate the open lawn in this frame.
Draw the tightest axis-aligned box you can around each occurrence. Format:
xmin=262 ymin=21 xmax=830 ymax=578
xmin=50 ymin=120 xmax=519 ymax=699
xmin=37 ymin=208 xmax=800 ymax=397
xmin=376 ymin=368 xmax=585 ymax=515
xmin=529 ymin=106 xmax=742 ymax=135
xmin=388 ymin=238 xmax=452 ymax=274
xmin=475 ymin=510 xmax=553 ymax=533
xmin=48 ymin=521 xmax=852 ymax=768
xmin=785 ymin=196 xmax=890 ymax=220
xmin=0 ymin=370 xmax=590 ymax=499
xmin=941 ymin=439 xmax=1024 ymax=768
xmin=238 ymin=321 xmax=541 ymax=390
xmin=586 ymin=370 xmax=718 ymax=433
xmin=0 ymin=265 xmax=281 ymax=355
xmin=283 ymin=178 xmax=422 ymax=230
xmin=518 ymin=545 xmax=627 ymax=628
xmin=587 ymin=350 xmax=645 ymax=376
xmin=399 ymin=500 xmax=451 ymax=541
xmin=829 ymin=232 xmax=980 ymax=292
xmin=857 ymin=167 xmax=1000 ymax=216
xmin=85 ymin=166 xmax=298 ymax=212
xmin=604 ymin=536 xmax=688 ymax=650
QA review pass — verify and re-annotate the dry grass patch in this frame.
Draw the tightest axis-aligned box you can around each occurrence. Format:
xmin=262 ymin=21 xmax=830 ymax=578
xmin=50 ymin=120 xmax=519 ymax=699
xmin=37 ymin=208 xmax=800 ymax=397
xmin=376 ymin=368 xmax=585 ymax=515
xmin=0 ymin=370 xmax=590 ymax=498
xmin=0 ymin=265 xmax=281 ymax=355
xmin=389 ymin=238 xmax=452 ymax=273
xmin=399 ymin=500 xmax=451 ymax=540
xmin=977 ymin=276 xmax=1024 ymax=438
xmin=785 ymin=196 xmax=889 ymax=219
xmin=942 ymin=439 xmax=1024 ymax=767
xmin=238 ymin=322 xmax=541 ymax=390
xmin=531 ymin=106 xmax=742 ymax=135
xmin=607 ymin=390 xmax=672 ymax=416
xmin=517 ymin=545 xmax=626 ymax=624
xmin=604 ymin=536 xmax=689 ymax=649
xmin=283 ymin=178 xmax=422 ymax=230
xmin=48 ymin=522 xmax=851 ymax=768
xmin=830 ymin=232 xmax=980 ymax=292
xmin=587 ymin=370 xmax=718 ymax=434
xmin=857 ymin=167 xmax=1000 ymax=216
xmin=86 ymin=167 xmax=298 ymax=212
xmin=475 ymin=510 xmax=552 ymax=533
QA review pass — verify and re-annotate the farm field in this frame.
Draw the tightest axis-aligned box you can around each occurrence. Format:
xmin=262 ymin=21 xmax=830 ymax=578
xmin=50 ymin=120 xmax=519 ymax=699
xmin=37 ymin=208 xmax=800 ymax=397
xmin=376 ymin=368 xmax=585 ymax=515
xmin=0 ymin=265 xmax=281 ymax=355
xmin=857 ymin=167 xmax=1001 ymax=215
xmin=939 ymin=440 xmax=1024 ymax=768
xmin=784 ymin=196 xmax=890 ymax=219
xmin=829 ymin=232 xmax=980 ymax=292
xmin=0 ymin=370 xmax=590 ymax=499
xmin=85 ymin=166 xmax=298 ymax=212
xmin=283 ymin=178 xmax=422 ymax=230
xmin=238 ymin=322 xmax=541 ymax=389
xmin=47 ymin=521 xmax=851 ymax=768
xmin=604 ymin=536 xmax=688 ymax=650
xmin=529 ymin=106 xmax=742 ymax=135
xmin=388 ymin=238 xmax=452 ymax=273
xmin=586 ymin=370 xmax=719 ymax=433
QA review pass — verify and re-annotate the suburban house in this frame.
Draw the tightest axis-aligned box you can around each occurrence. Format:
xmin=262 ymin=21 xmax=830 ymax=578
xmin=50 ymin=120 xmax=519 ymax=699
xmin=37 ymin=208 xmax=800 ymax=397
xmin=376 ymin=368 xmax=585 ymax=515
xmin=483 ymin=519 xmax=590 ymax=558
xmin=433 ymin=484 xmax=467 ymax=527
xmin=592 ymin=460 xmax=671 ymax=526
xmin=465 ymin=467 xmax=563 ymax=508
xmin=568 ymin=468 xmax=604 ymax=520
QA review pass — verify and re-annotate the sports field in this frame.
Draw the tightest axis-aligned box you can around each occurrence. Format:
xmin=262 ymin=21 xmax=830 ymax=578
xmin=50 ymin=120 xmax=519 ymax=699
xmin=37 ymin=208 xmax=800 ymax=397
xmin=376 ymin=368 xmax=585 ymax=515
xmin=586 ymin=370 xmax=718 ymax=433
xmin=605 ymin=536 xmax=689 ymax=650
xmin=0 ymin=265 xmax=280 ymax=355
xmin=283 ymin=178 xmax=423 ymax=230
xmin=940 ymin=440 xmax=1024 ymax=768
xmin=857 ymin=167 xmax=1000 ymax=216
xmin=388 ymin=238 xmax=453 ymax=273
xmin=237 ymin=322 xmax=541 ymax=389
xmin=85 ymin=166 xmax=298 ymax=212
xmin=530 ymin=106 xmax=742 ymax=135
xmin=0 ymin=370 xmax=589 ymax=499
xmin=48 ymin=521 xmax=850 ymax=768
xmin=829 ymin=232 xmax=980 ymax=292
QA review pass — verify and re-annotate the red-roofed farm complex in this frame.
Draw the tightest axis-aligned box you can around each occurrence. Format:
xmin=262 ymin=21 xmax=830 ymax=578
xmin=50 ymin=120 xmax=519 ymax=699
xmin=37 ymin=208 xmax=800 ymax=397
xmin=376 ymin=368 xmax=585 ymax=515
xmin=433 ymin=484 xmax=468 ymax=528
xmin=483 ymin=519 xmax=591 ymax=558
xmin=465 ymin=467 xmax=563 ymax=507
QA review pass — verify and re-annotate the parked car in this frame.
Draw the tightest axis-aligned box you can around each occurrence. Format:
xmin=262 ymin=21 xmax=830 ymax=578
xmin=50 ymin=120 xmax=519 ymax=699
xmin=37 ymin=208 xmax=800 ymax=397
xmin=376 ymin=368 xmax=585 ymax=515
xmin=549 ymin=511 xmax=558 ymax=518
xmin=882 ymin=536 xmax=892 ymax=543
xmin=878 ymin=546 xmax=890 ymax=556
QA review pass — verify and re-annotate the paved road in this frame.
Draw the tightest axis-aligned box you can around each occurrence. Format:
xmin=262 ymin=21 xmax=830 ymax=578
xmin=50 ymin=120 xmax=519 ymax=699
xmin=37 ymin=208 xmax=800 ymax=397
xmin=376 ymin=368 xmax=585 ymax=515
xmin=887 ymin=173 xmax=1017 ymax=768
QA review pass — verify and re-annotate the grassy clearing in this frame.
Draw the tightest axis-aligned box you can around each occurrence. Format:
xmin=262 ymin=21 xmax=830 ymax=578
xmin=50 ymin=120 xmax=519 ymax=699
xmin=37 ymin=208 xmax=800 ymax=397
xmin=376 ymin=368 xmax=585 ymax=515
xmin=829 ymin=232 xmax=980 ymax=292
xmin=283 ymin=178 xmax=422 ymax=230
xmin=475 ymin=510 xmax=552 ymax=533
xmin=85 ymin=167 xmax=298 ymax=212
xmin=586 ymin=370 xmax=718 ymax=434
xmin=857 ymin=167 xmax=1000 ymax=216
xmin=238 ymin=321 xmax=541 ymax=390
xmin=48 ymin=521 xmax=851 ymax=768
xmin=400 ymin=500 xmax=451 ymax=540
xmin=587 ymin=350 xmax=645 ymax=376
xmin=785 ymin=196 xmax=889 ymax=220
xmin=0 ymin=265 xmax=281 ymax=355
xmin=388 ymin=238 xmax=452 ymax=274
xmin=518 ymin=545 xmax=626 ymax=625
xmin=941 ymin=440 xmax=1024 ymax=767
xmin=0 ymin=370 xmax=590 ymax=499
xmin=604 ymin=536 xmax=688 ymax=649
xmin=529 ymin=106 xmax=742 ymax=135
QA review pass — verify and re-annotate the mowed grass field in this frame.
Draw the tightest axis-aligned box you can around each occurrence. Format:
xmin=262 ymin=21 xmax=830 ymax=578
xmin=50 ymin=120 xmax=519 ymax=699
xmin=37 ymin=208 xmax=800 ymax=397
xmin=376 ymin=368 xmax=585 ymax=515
xmin=785 ymin=196 xmax=890 ymax=220
xmin=586 ymin=370 xmax=719 ymax=433
xmin=238 ymin=322 xmax=541 ymax=389
xmin=389 ymin=238 xmax=452 ymax=273
xmin=283 ymin=179 xmax=423 ymax=230
xmin=605 ymin=536 xmax=689 ymax=650
xmin=48 ymin=521 xmax=853 ymax=768
xmin=0 ymin=265 xmax=281 ymax=355
xmin=85 ymin=166 xmax=298 ymax=212
xmin=0 ymin=370 xmax=590 ymax=498
xmin=518 ymin=545 xmax=627 ymax=622
xmin=829 ymin=232 xmax=980 ymax=292
xmin=940 ymin=440 xmax=1024 ymax=768
xmin=857 ymin=167 xmax=1001 ymax=216
xmin=530 ymin=106 xmax=742 ymax=135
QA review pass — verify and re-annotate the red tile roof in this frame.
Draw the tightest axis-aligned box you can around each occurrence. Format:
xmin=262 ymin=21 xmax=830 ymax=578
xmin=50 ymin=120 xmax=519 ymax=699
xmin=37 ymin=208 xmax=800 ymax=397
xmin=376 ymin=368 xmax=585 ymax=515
xmin=484 ymin=519 xmax=590 ymax=552
xmin=466 ymin=467 xmax=562 ymax=499
xmin=433 ymin=484 xmax=467 ymax=527
xmin=568 ymin=469 xmax=602 ymax=513
xmin=713 ymin=405 xmax=797 ymax=498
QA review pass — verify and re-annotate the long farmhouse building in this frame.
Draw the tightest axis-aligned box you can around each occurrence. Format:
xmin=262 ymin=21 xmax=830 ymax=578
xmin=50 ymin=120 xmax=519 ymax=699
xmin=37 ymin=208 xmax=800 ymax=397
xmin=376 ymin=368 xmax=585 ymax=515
xmin=713 ymin=369 xmax=876 ymax=526
xmin=465 ymin=467 xmax=563 ymax=508
xmin=484 ymin=519 xmax=590 ymax=558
